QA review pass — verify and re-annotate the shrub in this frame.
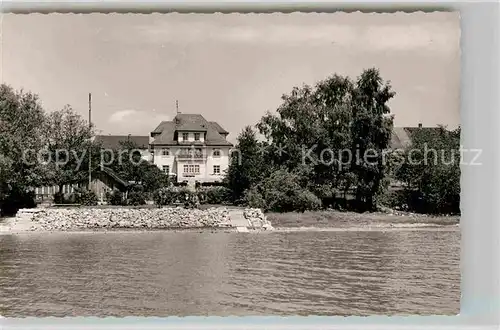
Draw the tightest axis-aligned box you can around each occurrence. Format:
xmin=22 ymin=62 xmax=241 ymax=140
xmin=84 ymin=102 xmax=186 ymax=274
xmin=53 ymin=191 xmax=65 ymax=204
xmin=106 ymin=189 xmax=125 ymax=206
xmin=197 ymin=186 xmax=231 ymax=205
xmin=244 ymin=169 xmax=322 ymax=212
xmin=153 ymin=186 xmax=197 ymax=206
xmin=75 ymin=189 xmax=98 ymax=206
xmin=1 ymin=189 xmax=36 ymax=216
xmin=127 ymin=191 xmax=146 ymax=206
xmin=243 ymin=186 xmax=266 ymax=209
xmin=124 ymin=185 xmax=146 ymax=206
xmin=153 ymin=187 xmax=176 ymax=206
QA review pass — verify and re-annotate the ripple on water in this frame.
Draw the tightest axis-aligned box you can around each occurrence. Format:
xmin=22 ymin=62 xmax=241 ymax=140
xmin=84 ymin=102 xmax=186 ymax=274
xmin=0 ymin=230 xmax=460 ymax=316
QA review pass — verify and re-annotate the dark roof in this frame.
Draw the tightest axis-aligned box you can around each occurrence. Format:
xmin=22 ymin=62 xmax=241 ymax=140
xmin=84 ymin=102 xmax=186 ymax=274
xmin=94 ymin=135 xmax=149 ymax=150
xmin=91 ymin=166 xmax=130 ymax=189
xmin=390 ymin=126 xmax=444 ymax=150
xmin=151 ymin=114 xmax=233 ymax=147
xmin=209 ymin=121 xmax=229 ymax=135
xmin=174 ymin=113 xmax=208 ymax=131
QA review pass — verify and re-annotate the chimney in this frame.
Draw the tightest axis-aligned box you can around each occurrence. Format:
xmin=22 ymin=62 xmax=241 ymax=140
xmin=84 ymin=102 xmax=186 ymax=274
xmin=418 ymin=123 xmax=422 ymax=128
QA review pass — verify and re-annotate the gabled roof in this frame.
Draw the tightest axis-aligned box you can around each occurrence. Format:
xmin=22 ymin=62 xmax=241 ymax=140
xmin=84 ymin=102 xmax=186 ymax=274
xmin=390 ymin=126 xmax=444 ymax=150
xmin=96 ymin=166 xmax=130 ymax=188
xmin=174 ymin=113 xmax=208 ymax=131
xmin=94 ymin=135 xmax=149 ymax=150
xmin=151 ymin=113 xmax=233 ymax=147
xmin=209 ymin=121 xmax=229 ymax=135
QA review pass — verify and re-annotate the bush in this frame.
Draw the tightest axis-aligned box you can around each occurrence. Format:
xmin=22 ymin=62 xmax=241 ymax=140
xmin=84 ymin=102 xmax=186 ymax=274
xmin=197 ymin=186 xmax=231 ymax=205
xmin=153 ymin=187 xmax=176 ymax=206
xmin=1 ymin=189 xmax=36 ymax=216
xmin=53 ymin=191 xmax=65 ymax=204
xmin=74 ymin=189 xmax=98 ymax=206
xmin=153 ymin=187 xmax=197 ymax=206
xmin=244 ymin=169 xmax=322 ymax=212
xmin=127 ymin=191 xmax=146 ymax=206
xmin=243 ymin=186 xmax=266 ymax=209
xmin=106 ymin=189 xmax=125 ymax=206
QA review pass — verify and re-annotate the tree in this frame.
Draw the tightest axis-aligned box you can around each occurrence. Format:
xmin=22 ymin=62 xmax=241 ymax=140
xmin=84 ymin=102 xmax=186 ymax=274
xmin=105 ymin=140 xmax=169 ymax=193
xmin=0 ymin=84 xmax=47 ymax=190
xmin=42 ymin=105 xmax=95 ymax=193
xmin=224 ymin=126 xmax=267 ymax=202
xmin=395 ymin=126 xmax=460 ymax=214
xmin=0 ymin=84 xmax=47 ymax=215
xmin=255 ymin=68 xmax=395 ymax=210
xmin=350 ymin=68 xmax=395 ymax=210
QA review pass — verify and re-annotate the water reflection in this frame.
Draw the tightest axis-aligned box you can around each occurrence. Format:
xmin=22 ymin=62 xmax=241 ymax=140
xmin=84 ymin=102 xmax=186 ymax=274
xmin=0 ymin=230 xmax=460 ymax=316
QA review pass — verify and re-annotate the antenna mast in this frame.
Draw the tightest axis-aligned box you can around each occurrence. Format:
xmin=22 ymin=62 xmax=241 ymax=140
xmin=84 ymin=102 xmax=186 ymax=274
xmin=88 ymin=93 xmax=92 ymax=188
xmin=176 ymin=100 xmax=179 ymax=114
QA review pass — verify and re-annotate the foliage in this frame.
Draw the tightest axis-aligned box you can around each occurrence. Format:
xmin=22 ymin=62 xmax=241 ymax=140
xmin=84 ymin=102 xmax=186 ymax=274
xmin=349 ymin=69 xmax=395 ymax=210
xmin=103 ymin=140 xmax=170 ymax=193
xmin=106 ymin=189 xmax=125 ymax=206
xmin=75 ymin=188 xmax=98 ymax=206
xmin=224 ymin=126 xmax=268 ymax=202
xmin=197 ymin=186 xmax=232 ymax=205
xmin=0 ymin=188 xmax=36 ymax=216
xmin=42 ymin=105 xmax=95 ymax=193
xmin=0 ymin=86 xmax=46 ymax=187
xmin=250 ymin=68 xmax=394 ymax=212
xmin=126 ymin=185 xmax=147 ymax=206
xmin=0 ymin=84 xmax=48 ymax=214
xmin=244 ymin=169 xmax=322 ymax=212
xmin=395 ymin=126 xmax=461 ymax=214
xmin=152 ymin=187 xmax=197 ymax=207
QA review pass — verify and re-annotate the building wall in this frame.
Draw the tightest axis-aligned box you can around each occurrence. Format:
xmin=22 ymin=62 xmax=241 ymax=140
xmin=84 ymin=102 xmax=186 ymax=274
xmin=151 ymin=145 xmax=231 ymax=183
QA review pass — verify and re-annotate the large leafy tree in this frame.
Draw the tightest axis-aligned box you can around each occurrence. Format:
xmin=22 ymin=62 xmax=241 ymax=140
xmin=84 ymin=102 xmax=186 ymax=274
xmin=42 ymin=105 xmax=95 ymax=192
xmin=0 ymin=84 xmax=48 ymax=214
xmin=224 ymin=126 xmax=268 ymax=202
xmin=256 ymin=68 xmax=395 ymax=210
xmin=0 ymin=85 xmax=48 ymax=188
xmin=350 ymin=68 xmax=395 ymax=210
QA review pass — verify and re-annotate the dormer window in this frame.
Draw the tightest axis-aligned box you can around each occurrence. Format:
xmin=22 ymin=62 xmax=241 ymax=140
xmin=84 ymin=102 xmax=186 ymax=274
xmin=182 ymin=132 xmax=189 ymax=141
xmin=194 ymin=133 xmax=200 ymax=141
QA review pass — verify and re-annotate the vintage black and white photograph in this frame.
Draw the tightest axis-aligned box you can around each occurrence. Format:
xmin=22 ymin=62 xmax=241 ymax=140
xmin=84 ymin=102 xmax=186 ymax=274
xmin=0 ymin=12 xmax=461 ymax=316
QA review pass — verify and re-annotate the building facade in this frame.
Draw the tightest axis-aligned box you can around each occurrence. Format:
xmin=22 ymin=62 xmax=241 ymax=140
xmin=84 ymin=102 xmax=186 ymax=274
xmin=150 ymin=114 xmax=233 ymax=184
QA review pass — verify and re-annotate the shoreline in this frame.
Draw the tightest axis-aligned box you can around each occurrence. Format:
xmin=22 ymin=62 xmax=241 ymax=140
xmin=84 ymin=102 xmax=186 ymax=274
xmin=0 ymin=209 xmax=459 ymax=235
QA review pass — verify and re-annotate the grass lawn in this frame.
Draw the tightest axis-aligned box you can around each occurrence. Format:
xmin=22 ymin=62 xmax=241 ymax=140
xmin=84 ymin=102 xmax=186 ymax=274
xmin=266 ymin=210 xmax=459 ymax=228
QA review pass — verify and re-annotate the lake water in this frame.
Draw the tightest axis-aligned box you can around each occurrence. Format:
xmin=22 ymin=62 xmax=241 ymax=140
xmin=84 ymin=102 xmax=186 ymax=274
xmin=0 ymin=229 xmax=460 ymax=316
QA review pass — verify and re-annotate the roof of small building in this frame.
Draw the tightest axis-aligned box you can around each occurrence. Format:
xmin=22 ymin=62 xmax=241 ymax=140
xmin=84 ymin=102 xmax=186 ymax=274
xmin=94 ymin=135 xmax=149 ymax=150
xmin=151 ymin=113 xmax=233 ymax=146
xmin=390 ymin=126 xmax=445 ymax=150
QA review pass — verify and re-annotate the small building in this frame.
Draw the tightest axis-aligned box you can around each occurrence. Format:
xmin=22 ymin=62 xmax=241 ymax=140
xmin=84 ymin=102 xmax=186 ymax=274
xmin=34 ymin=166 xmax=132 ymax=203
xmin=150 ymin=113 xmax=233 ymax=185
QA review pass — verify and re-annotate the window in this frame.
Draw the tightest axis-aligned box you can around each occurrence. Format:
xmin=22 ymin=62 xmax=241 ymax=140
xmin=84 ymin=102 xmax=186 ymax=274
xmin=182 ymin=133 xmax=189 ymax=141
xmin=213 ymin=165 xmax=220 ymax=175
xmin=183 ymin=164 xmax=200 ymax=175
xmin=162 ymin=148 xmax=170 ymax=156
xmin=194 ymin=133 xmax=200 ymax=141
xmin=213 ymin=149 xmax=221 ymax=157
xmin=162 ymin=165 xmax=169 ymax=174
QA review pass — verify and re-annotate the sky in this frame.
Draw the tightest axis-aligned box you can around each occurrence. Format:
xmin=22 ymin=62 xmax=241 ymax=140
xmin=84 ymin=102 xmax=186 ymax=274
xmin=1 ymin=12 xmax=460 ymax=143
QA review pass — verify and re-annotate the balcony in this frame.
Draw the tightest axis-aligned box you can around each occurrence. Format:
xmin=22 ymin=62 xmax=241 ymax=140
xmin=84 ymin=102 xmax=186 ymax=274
xmin=176 ymin=153 xmax=205 ymax=160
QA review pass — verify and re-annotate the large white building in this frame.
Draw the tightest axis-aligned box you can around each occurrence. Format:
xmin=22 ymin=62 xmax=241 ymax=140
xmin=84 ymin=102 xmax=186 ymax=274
xmin=150 ymin=113 xmax=233 ymax=184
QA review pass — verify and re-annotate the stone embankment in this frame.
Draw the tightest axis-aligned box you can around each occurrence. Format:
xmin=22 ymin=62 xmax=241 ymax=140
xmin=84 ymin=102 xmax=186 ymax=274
xmin=2 ymin=207 xmax=273 ymax=232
